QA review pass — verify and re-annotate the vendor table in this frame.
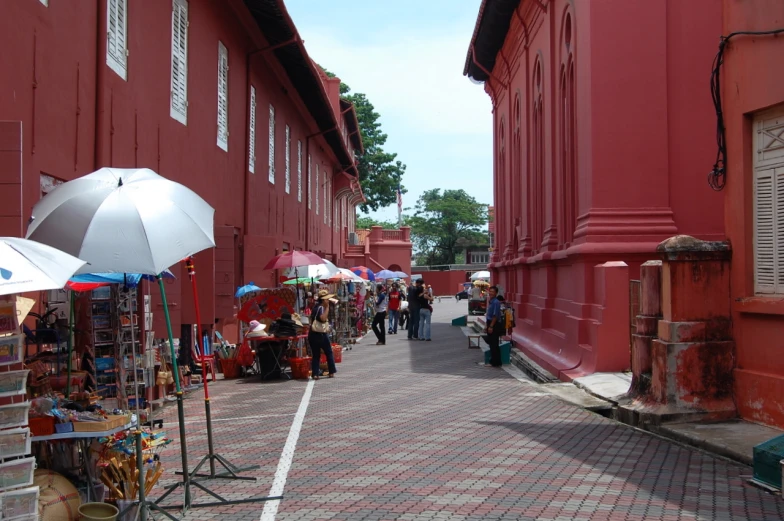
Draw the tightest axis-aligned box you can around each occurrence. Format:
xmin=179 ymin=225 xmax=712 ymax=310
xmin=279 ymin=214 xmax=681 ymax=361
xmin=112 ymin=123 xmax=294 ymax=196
xmin=252 ymin=335 xmax=307 ymax=381
xmin=32 ymin=421 xmax=135 ymax=502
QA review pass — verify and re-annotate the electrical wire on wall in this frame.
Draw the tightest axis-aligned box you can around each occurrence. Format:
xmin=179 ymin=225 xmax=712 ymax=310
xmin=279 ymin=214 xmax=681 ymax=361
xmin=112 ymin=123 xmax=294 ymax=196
xmin=709 ymin=28 xmax=784 ymax=191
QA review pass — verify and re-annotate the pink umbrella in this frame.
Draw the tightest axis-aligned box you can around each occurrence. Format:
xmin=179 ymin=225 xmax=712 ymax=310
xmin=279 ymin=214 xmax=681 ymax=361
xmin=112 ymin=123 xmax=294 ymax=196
xmin=263 ymin=250 xmax=323 ymax=270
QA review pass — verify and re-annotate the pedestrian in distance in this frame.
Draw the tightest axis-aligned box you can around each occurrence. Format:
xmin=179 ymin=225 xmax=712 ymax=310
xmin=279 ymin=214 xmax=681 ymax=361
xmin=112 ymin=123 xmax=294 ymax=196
xmin=418 ymin=282 xmax=434 ymax=341
xmin=407 ymin=279 xmax=423 ymax=340
xmin=372 ymin=284 xmax=388 ymax=345
xmin=387 ymin=283 xmax=402 ymax=334
xmin=309 ymin=289 xmax=337 ymax=379
xmin=483 ymin=285 xmax=503 ymax=367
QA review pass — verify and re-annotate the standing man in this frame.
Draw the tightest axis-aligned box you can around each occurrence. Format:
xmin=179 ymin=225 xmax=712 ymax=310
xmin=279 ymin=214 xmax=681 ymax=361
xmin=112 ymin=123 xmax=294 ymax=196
xmin=407 ymin=279 xmax=423 ymax=340
xmin=372 ymin=284 xmax=388 ymax=345
xmin=483 ymin=285 xmax=503 ymax=367
xmin=387 ymin=283 xmax=402 ymax=335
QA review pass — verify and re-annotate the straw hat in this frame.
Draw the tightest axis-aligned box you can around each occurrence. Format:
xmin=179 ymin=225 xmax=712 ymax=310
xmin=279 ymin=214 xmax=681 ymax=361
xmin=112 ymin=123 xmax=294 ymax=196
xmin=246 ymin=320 xmax=268 ymax=338
xmin=317 ymin=289 xmax=335 ymax=300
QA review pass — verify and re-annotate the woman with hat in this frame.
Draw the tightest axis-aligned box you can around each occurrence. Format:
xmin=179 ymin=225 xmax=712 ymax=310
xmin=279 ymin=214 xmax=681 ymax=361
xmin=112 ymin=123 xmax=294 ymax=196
xmin=310 ymin=289 xmax=337 ymax=379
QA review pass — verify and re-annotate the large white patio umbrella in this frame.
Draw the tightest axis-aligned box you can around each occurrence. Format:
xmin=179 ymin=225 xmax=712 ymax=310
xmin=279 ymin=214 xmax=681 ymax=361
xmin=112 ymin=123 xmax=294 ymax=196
xmin=282 ymin=257 xmax=339 ymax=280
xmin=470 ymin=270 xmax=491 ymax=281
xmin=0 ymin=237 xmax=86 ymax=296
xmin=25 ymin=167 xmax=214 ymax=515
xmin=26 ymin=167 xmax=214 ymax=275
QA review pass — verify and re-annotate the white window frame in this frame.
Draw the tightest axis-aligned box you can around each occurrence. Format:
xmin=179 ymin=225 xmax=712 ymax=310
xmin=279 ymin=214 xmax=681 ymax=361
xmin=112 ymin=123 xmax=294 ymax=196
xmin=106 ymin=0 xmax=128 ymax=80
xmin=248 ymin=86 xmax=256 ymax=173
xmin=268 ymin=104 xmax=275 ymax=184
xmin=285 ymin=125 xmax=291 ymax=193
xmin=170 ymin=0 xmax=188 ymax=125
xmin=297 ymin=141 xmax=303 ymax=202
xmin=307 ymin=154 xmax=312 ymax=209
xmin=754 ymin=107 xmax=784 ymax=295
xmin=324 ymin=176 xmax=328 ymax=224
xmin=315 ymin=164 xmax=319 ymax=215
xmin=216 ymin=41 xmax=229 ymax=151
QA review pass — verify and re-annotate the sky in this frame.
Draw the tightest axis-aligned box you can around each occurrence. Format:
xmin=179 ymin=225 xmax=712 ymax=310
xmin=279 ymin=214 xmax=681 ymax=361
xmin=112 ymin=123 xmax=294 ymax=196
xmin=285 ymin=0 xmax=493 ymax=223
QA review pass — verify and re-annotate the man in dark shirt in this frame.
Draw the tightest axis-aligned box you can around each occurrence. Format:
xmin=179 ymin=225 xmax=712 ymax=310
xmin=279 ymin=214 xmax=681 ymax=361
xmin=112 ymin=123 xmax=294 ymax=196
xmin=407 ymin=279 xmax=424 ymax=339
xmin=483 ymin=285 xmax=503 ymax=367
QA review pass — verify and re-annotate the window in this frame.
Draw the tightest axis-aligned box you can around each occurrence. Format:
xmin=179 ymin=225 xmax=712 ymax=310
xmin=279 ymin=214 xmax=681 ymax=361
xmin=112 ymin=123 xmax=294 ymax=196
xmin=248 ymin=86 xmax=256 ymax=173
xmin=315 ymin=164 xmax=319 ymax=215
xmin=297 ymin=141 xmax=302 ymax=202
xmin=307 ymin=154 xmax=312 ymax=209
xmin=170 ymin=0 xmax=188 ymax=124
xmin=470 ymin=252 xmax=490 ymax=264
xmin=268 ymin=104 xmax=275 ymax=183
xmin=216 ymin=41 xmax=229 ymax=151
xmin=285 ymin=125 xmax=291 ymax=193
xmin=324 ymin=176 xmax=328 ymax=224
xmin=754 ymin=108 xmax=784 ymax=294
xmin=106 ymin=0 xmax=128 ymax=80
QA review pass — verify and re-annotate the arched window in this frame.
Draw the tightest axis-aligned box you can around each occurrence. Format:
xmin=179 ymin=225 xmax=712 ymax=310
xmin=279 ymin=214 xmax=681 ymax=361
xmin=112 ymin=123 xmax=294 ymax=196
xmin=513 ymin=93 xmax=523 ymax=255
xmin=532 ymin=59 xmax=544 ymax=252
xmin=560 ymin=11 xmax=577 ymax=246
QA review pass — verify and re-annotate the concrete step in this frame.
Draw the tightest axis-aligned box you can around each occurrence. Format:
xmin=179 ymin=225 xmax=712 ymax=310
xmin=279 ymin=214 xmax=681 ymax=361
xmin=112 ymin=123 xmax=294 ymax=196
xmin=542 ymin=383 xmax=615 ymax=413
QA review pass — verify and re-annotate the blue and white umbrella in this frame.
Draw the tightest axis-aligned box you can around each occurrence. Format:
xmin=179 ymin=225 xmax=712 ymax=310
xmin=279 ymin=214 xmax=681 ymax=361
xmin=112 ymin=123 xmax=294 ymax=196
xmin=375 ymin=269 xmax=398 ymax=280
xmin=235 ymin=281 xmax=262 ymax=298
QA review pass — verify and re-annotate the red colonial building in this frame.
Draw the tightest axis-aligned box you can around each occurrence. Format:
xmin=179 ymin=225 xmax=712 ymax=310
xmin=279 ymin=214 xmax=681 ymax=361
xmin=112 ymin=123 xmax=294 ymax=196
xmin=464 ymin=0 xmax=724 ymax=380
xmin=0 ymin=0 xmax=366 ymax=334
xmin=717 ymin=0 xmax=784 ymax=429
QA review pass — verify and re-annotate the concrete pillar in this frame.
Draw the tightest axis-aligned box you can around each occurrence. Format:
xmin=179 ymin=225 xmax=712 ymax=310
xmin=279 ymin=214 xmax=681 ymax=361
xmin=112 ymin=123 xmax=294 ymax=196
xmin=369 ymin=226 xmax=382 ymax=243
xmin=630 ymin=260 xmax=661 ymax=396
xmin=651 ymin=235 xmax=736 ymax=419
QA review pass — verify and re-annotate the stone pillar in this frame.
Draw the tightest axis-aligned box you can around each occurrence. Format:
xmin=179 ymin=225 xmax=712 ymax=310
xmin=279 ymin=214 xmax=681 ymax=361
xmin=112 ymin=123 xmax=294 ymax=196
xmin=401 ymin=226 xmax=411 ymax=242
xmin=651 ymin=235 xmax=736 ymax=419
xmin=369 ymin=226 xmax=383 ymax=243
xmin=630 ymin=261 xmax=661 ymax=397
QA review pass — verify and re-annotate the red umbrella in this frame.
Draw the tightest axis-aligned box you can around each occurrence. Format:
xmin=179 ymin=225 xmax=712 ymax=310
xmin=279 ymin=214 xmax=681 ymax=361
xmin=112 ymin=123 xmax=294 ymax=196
xmin=263 ymin=250 xmax=323 ymax=270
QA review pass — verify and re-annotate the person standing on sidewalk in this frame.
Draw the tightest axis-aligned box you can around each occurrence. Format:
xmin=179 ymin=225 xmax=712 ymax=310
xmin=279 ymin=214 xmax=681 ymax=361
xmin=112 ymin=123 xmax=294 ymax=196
xmin=310 ymin=290 xmax=337 ymax=379
xmin=483 ymin=285 xmax=503 ymax=367
xmin=418 ymin=284 xmax=434 ymax=341
xmin=387 ymin=283 xmax=402 ymax=335
xmin=407 ymin=280 xmax=423 ymax=340
xmin=372 ymin=284 xmax=388 ymax=345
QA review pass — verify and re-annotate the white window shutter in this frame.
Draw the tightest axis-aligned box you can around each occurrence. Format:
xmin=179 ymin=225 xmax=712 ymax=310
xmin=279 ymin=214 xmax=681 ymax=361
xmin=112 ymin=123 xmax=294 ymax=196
xmin=754 ymin=110 xmax=784 ymax=295
xmin=308 ymin=154 xmax=312 ymax=209
xmin=106 ymin=0 xmax=128 ymax=80
xmin=170 ymin=0 xmax=188 ymax=124
xmin=755 ymin=168 xmax=776 ymax=293
xmin=285 ymin=125 xmax=291 ymax=193
xmin=248 ymin=86 xmax=256 ymax=173
xmin=324 ymin=177 xmax=328 ymax=224
xmin=777 ymin=168 xmax=784 ymax=291
xmin=216 ymin=41 xmax=229 ymax=151
xmin=297 ymin=141 xmax=302 ymax=202
xmin=268 ymin=105 xmax=275 ymax=184
xmin=315 ymin=164 xmax=319 ymax=215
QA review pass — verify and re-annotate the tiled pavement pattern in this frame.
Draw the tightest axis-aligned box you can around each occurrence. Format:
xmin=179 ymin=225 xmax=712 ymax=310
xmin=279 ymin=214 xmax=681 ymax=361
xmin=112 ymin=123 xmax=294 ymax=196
xmin=151 ymin=300 xmax=784 ymax=520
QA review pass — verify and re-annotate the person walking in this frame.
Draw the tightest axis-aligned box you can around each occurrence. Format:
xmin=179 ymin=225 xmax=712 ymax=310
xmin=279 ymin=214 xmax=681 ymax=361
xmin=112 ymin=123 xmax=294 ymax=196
xmin=418 ymin=283 xmax=433 ymax=341
xmin=407 ymin=279 xmax=423 ymax=340
xmin=483 ymin=285 xmax=503 ymax=367
xmin=309 ymin=289 xmax=337 ymax=379
xmin=387 ymin=283 xmax=402 ymax=334
xmin=372 ymin=284 xmax=388 ymax=345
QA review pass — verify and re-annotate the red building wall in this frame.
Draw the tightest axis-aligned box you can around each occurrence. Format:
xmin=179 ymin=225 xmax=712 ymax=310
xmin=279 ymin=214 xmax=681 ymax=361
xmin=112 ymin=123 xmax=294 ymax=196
xmin=467 ymin=0 xmax=724 ymax=381
xmin=0 ymin=0 xmax=359 ymax=335
xmin=720 ymin=0 xmax=784 ymax=429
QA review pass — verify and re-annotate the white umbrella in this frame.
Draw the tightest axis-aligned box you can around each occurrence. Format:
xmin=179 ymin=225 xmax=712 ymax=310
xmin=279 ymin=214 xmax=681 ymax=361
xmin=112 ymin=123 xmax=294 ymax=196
xmin=26 ymin=167 xmax=215 ymax=275
xmin=470 ymin=270 xmax=491 ymax=281
xmin=283 ymin=257 xmax=339 ymax=280
xmin=0 ymin=237 xmax=86 ymax=296
xmin=321 ymin=268 xmax=364 ymax=283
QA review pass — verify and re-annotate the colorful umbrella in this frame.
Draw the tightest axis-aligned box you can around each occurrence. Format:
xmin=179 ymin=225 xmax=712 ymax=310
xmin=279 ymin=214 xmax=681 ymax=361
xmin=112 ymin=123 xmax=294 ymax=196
xmin=67 ymin=270 xmax=175 ymax=292
xmin=263 ymin=250 xmax=323 ymax=270
xmin=375 ymin=269 xmax=397 ymax=280
xmin=283 ymin=277 xmax=320 ymax=285
xmin=350 ymin=266 xmax=376 ymax=281
xmin=235 ymin=281 xmax=262 ymax=298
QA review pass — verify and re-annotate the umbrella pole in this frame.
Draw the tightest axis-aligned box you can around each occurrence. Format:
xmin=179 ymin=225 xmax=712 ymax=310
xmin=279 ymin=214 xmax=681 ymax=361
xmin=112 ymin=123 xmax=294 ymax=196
xmin=177 ymin=258 xmax=259 ymax=486
xmin=154 ymin=275 xmax=192 ymax=511
xmin=66 ymin=290 xmax=74 ymax=397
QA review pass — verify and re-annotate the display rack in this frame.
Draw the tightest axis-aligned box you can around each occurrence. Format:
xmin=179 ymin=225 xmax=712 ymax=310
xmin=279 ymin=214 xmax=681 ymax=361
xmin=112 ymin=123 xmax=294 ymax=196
xmin=89 ymin=286 xmax=116 ymax=400
xmin=115 ymin=286 xmax=143 ymax=411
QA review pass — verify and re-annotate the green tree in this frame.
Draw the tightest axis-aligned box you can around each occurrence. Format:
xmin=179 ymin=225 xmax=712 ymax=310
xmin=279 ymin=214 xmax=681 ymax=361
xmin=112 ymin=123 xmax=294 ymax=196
xmin=356 ymin=216 xmax=399 ymax=230
xmin=321 ymin=68 xmax=406 ymax=213
xmin=407 ymin=189 xmax=488 ymax=265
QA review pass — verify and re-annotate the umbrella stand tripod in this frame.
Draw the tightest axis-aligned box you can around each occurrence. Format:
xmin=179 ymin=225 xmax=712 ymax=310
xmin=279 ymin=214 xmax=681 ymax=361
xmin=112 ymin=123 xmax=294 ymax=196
xmin=160 ymin=259 xmax=279 ymax=511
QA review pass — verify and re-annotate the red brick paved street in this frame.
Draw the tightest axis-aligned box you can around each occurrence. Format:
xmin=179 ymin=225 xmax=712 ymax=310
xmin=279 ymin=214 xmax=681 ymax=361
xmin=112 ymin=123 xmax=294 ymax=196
xmin=151 ymin=300 xmax=784 ymax=520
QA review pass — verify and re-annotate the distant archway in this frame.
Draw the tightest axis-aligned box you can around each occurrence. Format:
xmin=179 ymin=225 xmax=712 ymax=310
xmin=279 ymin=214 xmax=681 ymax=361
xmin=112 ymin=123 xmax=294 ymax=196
xmin=388 ymin=264 xmax=402 ymax=271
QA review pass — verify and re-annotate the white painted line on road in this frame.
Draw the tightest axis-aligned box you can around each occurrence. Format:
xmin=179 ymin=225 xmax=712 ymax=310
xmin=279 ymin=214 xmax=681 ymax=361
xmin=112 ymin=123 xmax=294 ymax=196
xmin=259 ymin=378 xmax=315 ymax=521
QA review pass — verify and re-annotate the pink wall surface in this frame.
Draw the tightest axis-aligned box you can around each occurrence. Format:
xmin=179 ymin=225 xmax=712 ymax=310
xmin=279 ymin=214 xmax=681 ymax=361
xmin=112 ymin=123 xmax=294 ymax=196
xmin=413 ymin=270 xmax=469 ymax=298
xmin=720 ymin=0 xmax=784 ymax=429
xmin=475 ymin=0 xmax=724 ymax=380
xmin=0 ymin=0 xmax=359 ymax=334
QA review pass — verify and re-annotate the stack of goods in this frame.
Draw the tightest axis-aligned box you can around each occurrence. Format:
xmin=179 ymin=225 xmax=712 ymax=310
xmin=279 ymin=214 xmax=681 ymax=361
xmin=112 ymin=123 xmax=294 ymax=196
xmin=268 ymin=313 xmax=302 ymax=338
